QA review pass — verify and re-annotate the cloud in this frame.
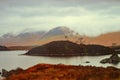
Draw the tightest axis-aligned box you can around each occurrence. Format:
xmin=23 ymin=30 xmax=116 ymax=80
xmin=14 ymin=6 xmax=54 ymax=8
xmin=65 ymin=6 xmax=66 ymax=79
xmin=0 ymin=0 xmax=120 ymax=36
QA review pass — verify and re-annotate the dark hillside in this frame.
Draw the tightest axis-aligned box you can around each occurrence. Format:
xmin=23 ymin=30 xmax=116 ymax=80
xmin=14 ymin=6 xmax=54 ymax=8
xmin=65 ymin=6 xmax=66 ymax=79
xmin=0 ymin=46 xmax=9 ymax=51
xmin=25 ymin=41 xmax=114 ymax=56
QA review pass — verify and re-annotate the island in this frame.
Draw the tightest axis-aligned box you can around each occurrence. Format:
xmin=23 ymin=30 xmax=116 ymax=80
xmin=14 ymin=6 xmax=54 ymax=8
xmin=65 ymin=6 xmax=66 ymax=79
xmin=25 ymin=41 xmax=114 ymax=56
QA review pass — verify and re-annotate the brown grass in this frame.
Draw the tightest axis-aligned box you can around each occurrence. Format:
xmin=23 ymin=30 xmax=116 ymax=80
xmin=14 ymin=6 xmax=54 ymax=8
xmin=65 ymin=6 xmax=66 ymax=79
xmin=4 ymin=64 xmax=120 ymax=80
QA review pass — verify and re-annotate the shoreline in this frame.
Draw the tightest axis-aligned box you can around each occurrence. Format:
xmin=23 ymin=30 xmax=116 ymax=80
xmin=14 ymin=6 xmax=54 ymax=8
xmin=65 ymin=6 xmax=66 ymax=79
xmin=3 ymin=63 xmax=120 ymax=80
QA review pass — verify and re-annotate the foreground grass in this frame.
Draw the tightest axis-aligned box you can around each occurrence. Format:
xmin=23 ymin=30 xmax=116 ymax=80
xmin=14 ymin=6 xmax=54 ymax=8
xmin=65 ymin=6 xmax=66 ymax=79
xmin=5 ymin=64 xmax=120 ymax=80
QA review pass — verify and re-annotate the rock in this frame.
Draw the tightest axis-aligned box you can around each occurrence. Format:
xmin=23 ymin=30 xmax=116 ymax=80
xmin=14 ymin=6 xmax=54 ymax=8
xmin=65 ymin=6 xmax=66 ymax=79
xmin=100 ymin=53 xmax=120 ymax=65
xmin=100 ymin=58 xmax=110 ymax=64
xmin=1 ymin=68 xmax=23 ymax=78
xmin=85 ymin=61 xmax=90 ymax=63
xmin=1 ymin=69 xmax=9 ymax=77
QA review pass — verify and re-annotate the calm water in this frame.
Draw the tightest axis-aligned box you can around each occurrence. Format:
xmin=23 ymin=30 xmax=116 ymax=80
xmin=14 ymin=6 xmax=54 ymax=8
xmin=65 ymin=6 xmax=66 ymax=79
xmin=0 ymin=51 xmax=120 ymax=71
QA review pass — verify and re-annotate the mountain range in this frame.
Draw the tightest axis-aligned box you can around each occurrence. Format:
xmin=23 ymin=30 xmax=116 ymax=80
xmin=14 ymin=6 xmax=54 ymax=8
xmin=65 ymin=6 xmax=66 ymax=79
xmin=0 ymin=26 xmax=120 ymax=46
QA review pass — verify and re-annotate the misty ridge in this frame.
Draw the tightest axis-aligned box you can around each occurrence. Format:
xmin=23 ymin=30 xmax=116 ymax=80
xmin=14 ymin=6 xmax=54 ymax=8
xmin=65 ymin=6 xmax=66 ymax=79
xmin=0 ymin=26 xmax=120 ymax=46
xmin=0 ymin=31 xmax=45 ymax=46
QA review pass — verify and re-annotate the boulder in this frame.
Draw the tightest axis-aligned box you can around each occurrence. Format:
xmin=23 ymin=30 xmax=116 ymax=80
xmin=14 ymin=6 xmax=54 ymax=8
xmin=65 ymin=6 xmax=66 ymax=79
xmin=100 ymin=53 xmax=120 ymax=64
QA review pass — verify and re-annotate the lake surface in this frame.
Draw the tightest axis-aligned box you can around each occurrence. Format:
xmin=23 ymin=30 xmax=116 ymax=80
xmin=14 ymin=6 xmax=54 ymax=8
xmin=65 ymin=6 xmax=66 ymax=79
xmin=0 ymin=51 xmax=120 ymax=71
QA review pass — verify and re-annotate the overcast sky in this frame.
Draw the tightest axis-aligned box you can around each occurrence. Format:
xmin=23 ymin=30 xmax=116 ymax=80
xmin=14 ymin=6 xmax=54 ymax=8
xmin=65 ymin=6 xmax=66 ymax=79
xmin=0 ymin=0 xmax=120 ymax=36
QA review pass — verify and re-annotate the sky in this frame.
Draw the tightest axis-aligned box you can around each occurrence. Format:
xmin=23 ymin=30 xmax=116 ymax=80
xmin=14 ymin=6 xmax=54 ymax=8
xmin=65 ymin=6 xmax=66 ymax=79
xmin=0 ymin=0 xmax=120 ymax=36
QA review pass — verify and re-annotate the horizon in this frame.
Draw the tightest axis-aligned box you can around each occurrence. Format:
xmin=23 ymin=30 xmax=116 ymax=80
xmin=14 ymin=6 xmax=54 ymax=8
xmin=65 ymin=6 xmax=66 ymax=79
xmin=0 ymin=0 xmax=120 ymax=36
xmin=0 ymin=26 xmax=120 ymax=37
xmin=0 ymin=25 xmax=120 ymax=46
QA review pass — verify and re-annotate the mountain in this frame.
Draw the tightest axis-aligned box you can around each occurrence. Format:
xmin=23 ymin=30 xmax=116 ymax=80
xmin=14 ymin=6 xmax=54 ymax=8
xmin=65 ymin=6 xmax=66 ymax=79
xmin=41 ymin=26 xmax=73 ymax=38
xmin=0 ymin=26 xmax=119 ymax=46
xmin=37 ymin=26 xmax=77 ymax=45
xmin=38 ymin=27 xmax=120 ymax=46
xmin=0 ymin=26 xmax=75 ymax=46
xmin=0 ymin=31 xmax=45 ymax=46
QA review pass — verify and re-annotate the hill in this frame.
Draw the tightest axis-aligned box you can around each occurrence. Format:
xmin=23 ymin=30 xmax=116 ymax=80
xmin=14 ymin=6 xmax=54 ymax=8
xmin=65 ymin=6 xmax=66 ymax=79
xmin=0 ymin=31 xmax=45 ymax=46
xmin=37 ymin=26 xmax=77 ymax=45
xmin=3 ymin=64 xmax=120 ymax=80
xmin=25 ymin=41 xmax=114 ymax=56
xmin=37 ymin=27 xmax=120 ymax=46
xmin=0 ymin=26 xmax=119 ymax=46
xmin=41 ymin=26 xmax=73 ymax=39
xmin=88 ymin=31 xmax=120 ymax=46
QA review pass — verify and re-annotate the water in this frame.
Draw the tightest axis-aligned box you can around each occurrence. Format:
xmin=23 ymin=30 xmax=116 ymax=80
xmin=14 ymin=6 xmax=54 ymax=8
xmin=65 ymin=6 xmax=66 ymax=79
xmin=0 ymin=51 xmax=120 ymax=71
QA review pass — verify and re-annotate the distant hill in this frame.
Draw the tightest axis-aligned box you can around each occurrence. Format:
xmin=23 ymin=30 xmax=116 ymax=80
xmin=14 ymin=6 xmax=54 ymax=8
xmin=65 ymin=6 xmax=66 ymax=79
xmin=0 ymin=26 xmax=119 ymax=46
xmin=88 ymin=31 xmax=120 ymax=46
xmin=37 ymin=26 xmax=77 ymax=45
xmin=0 ymin=31 xmax=45 ymax=46
xmin=41 ymin=26 xmax=72 ymax=38
xmin=0 ymin=45 xmax=9 ymax=51
xmin=25 ymin=41 xmax=114 ymax=56
xmin=37 ymin=27 xmax=120 ymax=46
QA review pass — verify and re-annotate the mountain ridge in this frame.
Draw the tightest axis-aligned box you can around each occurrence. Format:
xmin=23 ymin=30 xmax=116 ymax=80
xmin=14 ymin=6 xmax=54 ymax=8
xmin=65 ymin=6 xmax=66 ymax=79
xmin=0 ymin=26 xmax=119 ymax=46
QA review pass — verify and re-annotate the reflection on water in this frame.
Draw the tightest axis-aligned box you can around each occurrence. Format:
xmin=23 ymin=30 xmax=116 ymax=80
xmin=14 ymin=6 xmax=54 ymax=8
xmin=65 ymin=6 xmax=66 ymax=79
xmin=0 ymin=51 xmax=120 ymax=71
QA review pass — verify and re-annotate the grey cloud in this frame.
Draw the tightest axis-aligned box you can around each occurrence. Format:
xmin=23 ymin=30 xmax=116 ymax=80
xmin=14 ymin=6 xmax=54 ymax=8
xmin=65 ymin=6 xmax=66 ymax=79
xmin=1 ymin=4 xmax=120 ymax=18
xmin=0 ymin=0 xmax=119 ymax=8
xmin=0 ymin=0 xmax=120 ymax=36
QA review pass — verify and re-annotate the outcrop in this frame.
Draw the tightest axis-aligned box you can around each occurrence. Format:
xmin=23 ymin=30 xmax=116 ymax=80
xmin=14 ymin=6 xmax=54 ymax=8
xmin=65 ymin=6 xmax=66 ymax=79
xmin=100 ymin=53 xmax=120 ymax=64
